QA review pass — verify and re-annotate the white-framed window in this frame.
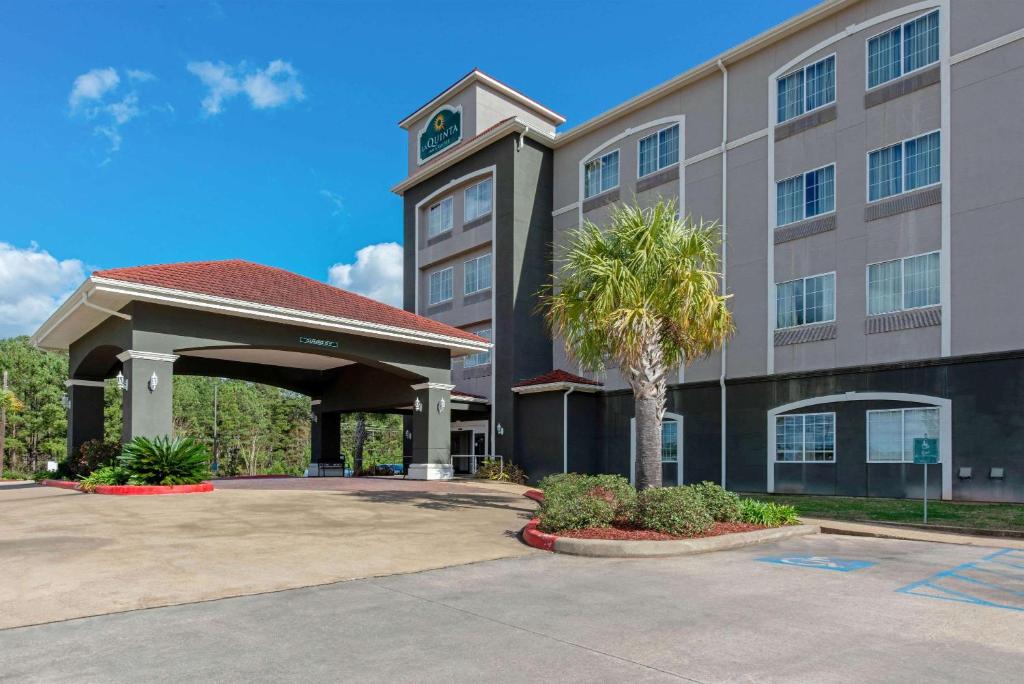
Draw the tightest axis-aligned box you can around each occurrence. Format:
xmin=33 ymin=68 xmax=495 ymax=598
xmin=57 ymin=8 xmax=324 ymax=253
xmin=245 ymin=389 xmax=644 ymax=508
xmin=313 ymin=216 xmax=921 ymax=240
xmin=867 ymin=407 xmax=939 ymax=462
xmin=428 ymin=267 xmax=453 ymax=305
xmin=775 ymin=412 xmax=836 ymax=462
xmin=867 ymin=252 xmax=940 ymax=315
xmin=777 ymin=54 xmax=836 ymax=124
xmin=867 ymin=10 xmax=940 ymax=89
xmin=464 ymin=253 xmax=491 ymax=295
xmin=464 ymin=178 xmax=492 ymax=222
xmin=584 ymin=150 xmax=619 ymax=199
xmin=776 ymin=164 xmax=835 ymax=226
xmin=463 ymin=328 xmax=491 ymax=368
xmin=637 ymin=124 xmax=680 ymax=178
xmin=776 ymin=272 xmax=835 ymax=329
xmin=427 ymin=197 xmax=453 ymax=237
xmin=867 ymin=131 xmax=940 ymax=202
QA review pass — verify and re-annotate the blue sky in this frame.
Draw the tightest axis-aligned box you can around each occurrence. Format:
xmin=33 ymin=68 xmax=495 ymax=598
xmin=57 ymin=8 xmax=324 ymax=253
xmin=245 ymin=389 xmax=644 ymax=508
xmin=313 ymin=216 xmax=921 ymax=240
xmin=0 ymin=0 xmax=818 ymax=336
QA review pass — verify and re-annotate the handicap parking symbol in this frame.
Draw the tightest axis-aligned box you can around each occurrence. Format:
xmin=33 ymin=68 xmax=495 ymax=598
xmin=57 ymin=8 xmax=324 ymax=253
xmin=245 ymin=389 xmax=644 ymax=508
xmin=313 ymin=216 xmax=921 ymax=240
xmin=756 ymin=555 xmax=877 ymax=572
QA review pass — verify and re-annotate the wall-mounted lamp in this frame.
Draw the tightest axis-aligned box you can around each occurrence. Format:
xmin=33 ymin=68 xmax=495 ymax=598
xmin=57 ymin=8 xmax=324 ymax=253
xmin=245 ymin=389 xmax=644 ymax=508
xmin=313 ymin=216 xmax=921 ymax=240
xmin=414 ymin=397 xmax=423 ymax=412
xmin=437 ymin=397 xmax=446 ymax=414
xmin=61 ymin=393 xmax=70 ymax=410
xmin=116 ymin=370 xmax=128 ymax=392
xmin=311 ymin=412 xmax=318 ymax=424
xmin=496 ymin=423 xmax=504 ymax=436
xmin=148 ymin=372 xmax=159 ymax=392
xmin=404 ymin=429 xmax=412 ymax=440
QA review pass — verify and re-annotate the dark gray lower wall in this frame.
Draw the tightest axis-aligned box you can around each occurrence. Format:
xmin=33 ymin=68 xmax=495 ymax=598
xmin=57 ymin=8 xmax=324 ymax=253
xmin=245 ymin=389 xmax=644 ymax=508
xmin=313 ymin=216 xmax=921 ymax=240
xmin=513 ymin=352 xmax=1024 ymax=502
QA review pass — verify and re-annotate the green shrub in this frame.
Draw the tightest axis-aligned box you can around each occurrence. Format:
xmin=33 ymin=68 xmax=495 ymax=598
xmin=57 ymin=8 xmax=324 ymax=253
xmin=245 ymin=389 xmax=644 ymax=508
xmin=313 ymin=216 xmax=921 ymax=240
xmin=690 ymin=481 xmax=741 ymax=522
xmin=635 ymin=486 xmax=713 ymax=536
xmin=118 ymin=436 xmax=210 ymax=486
xmin=68 ymin=439 xmax=122 ymax=478
xmin=538 ymin=491 xmax=616 ymax=533
xmin=79 ymin=466 xmax=131 ymax=492
xmin=474 ymin=459 xmax=527 ymax=485
xmin=739 ymin=499 xmax=800 ymax=527
xmin=538 ymin=473 xmax=636 ymax=524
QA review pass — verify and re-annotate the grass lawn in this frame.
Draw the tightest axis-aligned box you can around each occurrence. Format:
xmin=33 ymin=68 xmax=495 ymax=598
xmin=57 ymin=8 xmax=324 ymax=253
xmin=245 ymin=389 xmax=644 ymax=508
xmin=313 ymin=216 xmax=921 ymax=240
xmin=745 ymin=494 xmax=1024 ymax=532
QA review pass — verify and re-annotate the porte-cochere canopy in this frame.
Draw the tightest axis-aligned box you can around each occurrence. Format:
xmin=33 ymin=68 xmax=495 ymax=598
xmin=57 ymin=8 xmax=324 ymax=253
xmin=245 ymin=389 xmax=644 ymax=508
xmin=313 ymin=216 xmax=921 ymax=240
xmin=32 ymin=259 xmax=490 ymax=480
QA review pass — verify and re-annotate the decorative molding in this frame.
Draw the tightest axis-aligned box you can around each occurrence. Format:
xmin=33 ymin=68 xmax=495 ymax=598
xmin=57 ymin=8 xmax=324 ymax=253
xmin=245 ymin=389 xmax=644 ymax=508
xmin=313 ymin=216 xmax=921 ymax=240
xmin=116 ymin=350 xmax=180 ymax=363
xmin=865 ymin=65 xmax=939 ymax=108
xmin=866 ymin=307 xmax=941 ymax=334
xmin=462 ymin=213 xmax=492 ymax=231
xmin=406 ymin=463 xmax=454 ymax=481
xmin=582 ymin=188 xmax=619 ymax=213
xmin=65 ymin=379 xmax=105 ymax=388
xmin=865 ymin=186 xmax=941 ymax=221
xmin=552 ymin=202 xmax=579 ymax=217
xmin=426 ymin=231 xmax=452 ymax=247
xmin=410 ymin=382 xmax=456 ymax=391
xmin=951 ymin=27 xmax=1024 ymax=65
xmin=774 ymin=323 xmax=837 ymax=347
xmin=774 ymin=104 xmax=836 ymax=142
xmin=310 ymin=399 xmax=322 ymax=406
xmin=462 ymin=289 xmax=492 ymax=307
xmin=636 ymin=164 xmax=680 ymax=194
xmin=774 ymin=214 xmax=836 ymax=244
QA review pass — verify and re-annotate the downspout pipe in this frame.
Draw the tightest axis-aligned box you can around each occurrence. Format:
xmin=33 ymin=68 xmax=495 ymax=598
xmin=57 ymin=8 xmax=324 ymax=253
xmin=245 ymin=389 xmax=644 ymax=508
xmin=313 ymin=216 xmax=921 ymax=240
xmin=563 ymin=385 xmax=575 ymax=473
xmin=717 ymin=58 xmax=729 ymax=489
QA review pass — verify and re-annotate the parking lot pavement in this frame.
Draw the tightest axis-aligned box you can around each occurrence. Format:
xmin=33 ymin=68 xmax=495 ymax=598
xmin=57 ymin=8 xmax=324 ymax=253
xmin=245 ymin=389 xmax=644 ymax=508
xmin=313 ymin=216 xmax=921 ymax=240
xmin=1 ymin=534 xmax=1021 ymax=683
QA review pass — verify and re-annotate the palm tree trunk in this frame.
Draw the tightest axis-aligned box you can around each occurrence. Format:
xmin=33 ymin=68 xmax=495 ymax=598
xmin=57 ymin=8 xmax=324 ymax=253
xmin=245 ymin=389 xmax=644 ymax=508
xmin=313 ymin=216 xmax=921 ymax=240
xmin=635 ymin=390 xmax=662 ymax=489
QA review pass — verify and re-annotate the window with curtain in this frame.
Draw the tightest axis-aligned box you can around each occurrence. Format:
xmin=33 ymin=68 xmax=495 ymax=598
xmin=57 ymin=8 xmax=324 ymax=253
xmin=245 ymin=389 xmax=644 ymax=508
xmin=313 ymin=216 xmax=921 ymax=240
xmin=869 ymin=132 xmax=939 ymax=201
xmin=867 ymin=259 xmax=903 ymax=315
xmin=584 ymin=150 xmax=619 ymax=198
xmin=661 ymin=421 xmax=679 ymax=463
xmin=904 ymin=131 xmax=941 ymax=191
xmin=464 ymin=178 xmax=492 ymax=222
xmin=867 ymin=407 xmax=939 ymax=462
xmin=867 ymin=10 xmax=939 ymax=89
xmin=637 ymin=124 xmax=679 ymax=178
xmin=868 ymin=252 xmax=940 ymax=314
xmin=428 ymin=267 xmax=453 ymax=305
xmin=463 ymin=253 xmax=491 ymax=295
xmin=777 ymin=164 xmax=835 ymax=226
xmin=775 ymin=413 xmax=835 ymax=462
xmin=427 ymin=197 xmax=453 ymax=237
xmin=463 ymin=328 xmax=491 ymax=368
xmin=777 ymin=55 xmax=835 ymax=123
xmin=776 ymin=273 xmax=835 ymax=328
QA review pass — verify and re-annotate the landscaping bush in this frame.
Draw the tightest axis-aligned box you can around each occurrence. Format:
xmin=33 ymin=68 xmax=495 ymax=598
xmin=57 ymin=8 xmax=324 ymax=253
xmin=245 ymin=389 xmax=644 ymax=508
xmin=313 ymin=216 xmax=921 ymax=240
xmin=635 ymin=486 xmax=713 ymax=536
xmin=79 ymin=466 xmax=131 ymax=492
xmin=538 ymin=473 xmax=636 ymax=524
xmin=538 ymin=490 xmax=617 ymax=533
xmin=68 ymin=439 xmax=122 ymax=479
xmin=474 ymin=458 xmax=527 ymax=485
xmin=690 ymin=481 xmax=741 ymax=522
xmin=118 ymin=436 xmax=210 ymax=486
xmin=739 ymin=499 xmax=799 ymax=527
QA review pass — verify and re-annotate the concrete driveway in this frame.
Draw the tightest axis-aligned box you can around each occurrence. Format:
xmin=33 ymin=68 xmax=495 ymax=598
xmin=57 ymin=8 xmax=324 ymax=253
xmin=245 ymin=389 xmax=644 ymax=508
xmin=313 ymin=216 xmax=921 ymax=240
xmin=1 ymin=534 xmax=1021 ymax=682
xmin=0 ymin=478 xmax=536 ymax=629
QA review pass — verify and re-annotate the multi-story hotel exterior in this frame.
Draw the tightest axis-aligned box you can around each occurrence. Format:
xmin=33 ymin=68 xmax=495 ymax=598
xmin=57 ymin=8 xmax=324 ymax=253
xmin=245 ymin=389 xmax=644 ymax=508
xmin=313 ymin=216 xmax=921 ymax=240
xmin=392 ymin=0 xmax=1024 ymax=502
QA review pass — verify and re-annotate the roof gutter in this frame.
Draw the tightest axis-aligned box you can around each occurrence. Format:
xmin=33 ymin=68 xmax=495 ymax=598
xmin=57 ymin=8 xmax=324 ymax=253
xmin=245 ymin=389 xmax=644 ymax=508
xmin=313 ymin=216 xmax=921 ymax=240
xmin=510 ymin=381 xmax=601 ymax=395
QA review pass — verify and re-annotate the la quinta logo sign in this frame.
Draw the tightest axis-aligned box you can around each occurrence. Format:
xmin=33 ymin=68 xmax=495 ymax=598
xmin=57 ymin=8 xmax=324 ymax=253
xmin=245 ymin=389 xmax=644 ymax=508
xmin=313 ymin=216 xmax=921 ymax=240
xmin=417 ymin=105 xmax=462 ymax=165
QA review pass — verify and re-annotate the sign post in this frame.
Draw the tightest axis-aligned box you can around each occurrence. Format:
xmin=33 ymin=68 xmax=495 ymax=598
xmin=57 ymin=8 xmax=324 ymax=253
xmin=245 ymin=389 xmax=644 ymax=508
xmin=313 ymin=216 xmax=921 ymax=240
xmin=913 ymin=437 xmax=939 ymax=523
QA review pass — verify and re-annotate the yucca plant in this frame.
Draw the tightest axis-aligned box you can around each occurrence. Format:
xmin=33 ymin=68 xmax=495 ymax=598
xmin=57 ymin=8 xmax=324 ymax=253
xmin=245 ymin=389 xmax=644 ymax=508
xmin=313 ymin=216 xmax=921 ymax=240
xmin=119 ymin=436 xmax=210 ymax=486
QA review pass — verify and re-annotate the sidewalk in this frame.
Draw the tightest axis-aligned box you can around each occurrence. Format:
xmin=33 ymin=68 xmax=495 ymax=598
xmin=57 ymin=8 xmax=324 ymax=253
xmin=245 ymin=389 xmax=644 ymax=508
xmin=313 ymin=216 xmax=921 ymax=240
xmin=804 ymin=517 xmax=1024 ymax=549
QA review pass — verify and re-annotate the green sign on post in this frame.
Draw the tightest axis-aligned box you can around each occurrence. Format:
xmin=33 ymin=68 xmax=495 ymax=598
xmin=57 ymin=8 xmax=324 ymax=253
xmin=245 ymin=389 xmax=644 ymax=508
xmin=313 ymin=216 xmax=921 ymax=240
xmin=417 ymin=105 xmax=462 ymax=165
xmin=913 ymin=437 xmax=939 ymax=523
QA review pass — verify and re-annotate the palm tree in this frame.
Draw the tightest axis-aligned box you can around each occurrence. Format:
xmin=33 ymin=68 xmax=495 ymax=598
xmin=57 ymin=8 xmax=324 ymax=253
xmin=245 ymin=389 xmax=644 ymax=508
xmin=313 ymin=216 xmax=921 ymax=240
xmin=541 ymin=200 xmax=733 ymax=489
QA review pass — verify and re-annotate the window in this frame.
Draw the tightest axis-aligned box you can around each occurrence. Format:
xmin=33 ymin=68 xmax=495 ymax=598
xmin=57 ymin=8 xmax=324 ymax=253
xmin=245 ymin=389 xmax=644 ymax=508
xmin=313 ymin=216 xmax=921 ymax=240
xmin=776 ymin=273 xmax=835 ymax=328
xmin=427 ymin=197 xmax=453 ymax=237
xmin=777 ymin=55 xmax=835 ymax=123
xmin=638 ymin=124 xmax=680 ymax=177
xmin=776 ymin=164 xmax=835 ymax=226
xmin=584 ymin=150 xmax=619 ymax=198
xmin=464 ymin=178 xmax=492 ymax=222
xmin=868 ymin=252 xmax=940 ymax=315
xmin=867 ymin=407 xmax=939 ymax=462
xmin=867 ymin=10 xmax=939 ymax=88
xmin=463 ymin=328 xmax=491 ymax=368
xmin=661 ymin=420 xmax=678 ymax=463
xmin=868 ymin=131 xmax=940 ymax=201
xmin=464 ymin=253 xmax=491 ymax=295
xmin=428 ymin=267 xmax=453 ymax=305
xmin=775 ymin=413 xmax=835 ymax=462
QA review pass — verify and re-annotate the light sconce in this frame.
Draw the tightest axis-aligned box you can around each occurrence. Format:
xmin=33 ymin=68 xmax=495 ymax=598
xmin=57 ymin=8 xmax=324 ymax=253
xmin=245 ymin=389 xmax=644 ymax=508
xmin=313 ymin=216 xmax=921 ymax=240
xmin=148 ymin=372 xmax=159 ymax=392
xmin=311 ymin=412 xmax=318 ymax=424
xmin=404 ymin=429 xmax=412 ymax=440
xmin=437 ymin=397 xmax=446 ymax=414
xmin=116 ymin=370 xmax=128 ymax=392
xmin=496 ymin=423 xmax=504 ymax=436
xmin=414 ymin=397 xmax=423 ymax=412
xmin=61 ymin=393 xmax=70 ymax=410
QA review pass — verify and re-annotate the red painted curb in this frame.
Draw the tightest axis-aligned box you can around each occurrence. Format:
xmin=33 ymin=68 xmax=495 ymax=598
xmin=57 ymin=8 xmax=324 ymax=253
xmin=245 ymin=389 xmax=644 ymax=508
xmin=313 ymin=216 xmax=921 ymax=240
xmin=92 ymin=482 xmax=215 ymax=495
xmin=41 ymin=479 xmax=81 ymax=491
xmin=524 ymin=489 xmax=545 ymax=503
xmin=213 ymin=475 xmax=294 ymax=480
xmin=521 ymin=518 xmax=558 ymax=552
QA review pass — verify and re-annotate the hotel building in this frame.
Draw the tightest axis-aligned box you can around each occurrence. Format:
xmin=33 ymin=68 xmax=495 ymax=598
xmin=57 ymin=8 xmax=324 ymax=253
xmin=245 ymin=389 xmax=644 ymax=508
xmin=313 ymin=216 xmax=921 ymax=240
xmin=392 ymin=0 xmax=1024 ymax=502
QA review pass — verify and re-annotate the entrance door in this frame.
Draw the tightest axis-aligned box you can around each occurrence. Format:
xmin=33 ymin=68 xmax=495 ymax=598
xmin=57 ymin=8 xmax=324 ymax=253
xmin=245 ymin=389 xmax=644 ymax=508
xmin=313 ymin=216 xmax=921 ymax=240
xmin=450 ymin=430 xmax=474 ymax=474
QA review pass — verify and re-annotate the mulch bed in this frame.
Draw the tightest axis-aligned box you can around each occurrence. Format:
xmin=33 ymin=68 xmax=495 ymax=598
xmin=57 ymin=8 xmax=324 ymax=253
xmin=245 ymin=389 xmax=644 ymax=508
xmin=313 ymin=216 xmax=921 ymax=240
xmin=558 ymin=521 xmax=767 ymax=541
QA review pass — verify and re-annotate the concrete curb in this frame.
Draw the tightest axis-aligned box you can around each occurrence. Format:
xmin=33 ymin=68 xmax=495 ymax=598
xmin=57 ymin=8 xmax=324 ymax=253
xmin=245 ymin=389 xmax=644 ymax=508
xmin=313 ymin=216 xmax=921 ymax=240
xmin=40 ymin=480 xmax=82 ymax=492
xmin=41 ymin=480 xmax=215 ymax=495
xmin=543 ymin=524 xmax=820 ymax=558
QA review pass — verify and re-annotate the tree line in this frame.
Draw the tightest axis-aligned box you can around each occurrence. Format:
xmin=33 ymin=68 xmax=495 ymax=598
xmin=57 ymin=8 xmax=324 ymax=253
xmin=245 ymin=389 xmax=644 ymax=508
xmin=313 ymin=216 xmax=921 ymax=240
xmin=0 ymin=336 xmax=402 ymax=478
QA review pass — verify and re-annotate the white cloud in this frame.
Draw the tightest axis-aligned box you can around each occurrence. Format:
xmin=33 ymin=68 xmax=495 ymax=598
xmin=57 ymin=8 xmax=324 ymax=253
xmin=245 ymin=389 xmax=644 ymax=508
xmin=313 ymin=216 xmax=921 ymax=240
xmin=319 ymin=189 xmax=344 ymax=217
xmin=106 ymin=93 xmax=140 ymax=125
xmin=0 ymin=242 xmax=86 ymax=338
xmin=68 ymin=67 xmax=119 ymax=110
xmin=328 ymin=242 xmax=403 ymax=308
xmin=187 ymin=59 xmax=305 ymax=115
xmin=126 ymin=69 xmax=156 ymax=82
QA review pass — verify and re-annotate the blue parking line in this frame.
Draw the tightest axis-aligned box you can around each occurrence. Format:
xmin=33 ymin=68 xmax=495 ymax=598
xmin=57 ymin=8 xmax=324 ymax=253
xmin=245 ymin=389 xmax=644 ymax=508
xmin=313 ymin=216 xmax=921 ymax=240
xmin=896 ymin=548 xmax=1024 ymax=612
xmin=756 ymin=555 xmax=877 ymax=572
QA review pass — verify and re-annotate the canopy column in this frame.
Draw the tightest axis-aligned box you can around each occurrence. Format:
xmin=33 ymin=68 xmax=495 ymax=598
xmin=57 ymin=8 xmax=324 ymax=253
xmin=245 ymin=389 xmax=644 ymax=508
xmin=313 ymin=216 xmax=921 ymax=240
xmin=407 ymin=382 xmax=453 ymax=480
xmin=308 ymin=400 xmax=341 ymax=475
xmin=66 ymin=379 xmax=105 ymax=459
xmin=116 ymin=350 xmax=177 ymax=443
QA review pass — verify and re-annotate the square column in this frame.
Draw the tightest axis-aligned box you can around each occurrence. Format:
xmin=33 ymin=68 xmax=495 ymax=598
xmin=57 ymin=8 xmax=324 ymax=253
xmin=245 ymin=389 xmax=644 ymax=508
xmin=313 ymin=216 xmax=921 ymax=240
xmin=117 ymin=350 xmax=177 ymax=443
xmin=307 ymin=400 xmax=341 ymax=476
xmin=407 ymin=382 xmax=454 ymax=480
xmin=66 ymin=379 xmax=106 ymax=459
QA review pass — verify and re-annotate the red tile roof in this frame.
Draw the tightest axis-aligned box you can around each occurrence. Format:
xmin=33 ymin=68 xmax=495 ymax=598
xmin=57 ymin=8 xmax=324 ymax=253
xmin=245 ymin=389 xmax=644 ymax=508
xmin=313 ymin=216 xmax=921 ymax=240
xmin=513 ymin=369 xmax=603 ymax=388
xmin=93 ymin=259 xmax=485 ymax=344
